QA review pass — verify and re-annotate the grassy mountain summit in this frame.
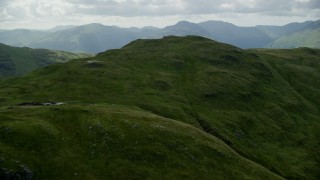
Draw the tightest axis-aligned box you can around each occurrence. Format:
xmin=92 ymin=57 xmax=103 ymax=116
xmin=0 ymin=36 xmax=319 ymax=179
xmin=0 ymin=43 xmax=91 ymax=78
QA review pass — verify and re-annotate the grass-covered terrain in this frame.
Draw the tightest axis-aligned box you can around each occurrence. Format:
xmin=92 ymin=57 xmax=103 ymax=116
xmin=0 ymin=104 xmax=282 ymax=179
xmin=0 ymin=36 xmax=319 ymax=179
xmin=0 ymin=43 xmax=91 ymax=78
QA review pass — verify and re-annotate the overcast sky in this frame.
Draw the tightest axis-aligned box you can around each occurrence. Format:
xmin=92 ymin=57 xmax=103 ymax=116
xmin=0 ymin=0 xmax=319 ymax=29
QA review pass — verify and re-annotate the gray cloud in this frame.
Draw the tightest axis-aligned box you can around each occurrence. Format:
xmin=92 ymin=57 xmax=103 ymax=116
xmin=2 ymin=0 xmax=319 ymax=18
xmin=0 ymin=0 xmax=319 ymax=29
xmin=67 ymin=0 xmax=320 ymax=16
xmin=304 ymin=0 xmax=320 ymax=8
xmin=0 ymin=0 xmax=11 ymax=6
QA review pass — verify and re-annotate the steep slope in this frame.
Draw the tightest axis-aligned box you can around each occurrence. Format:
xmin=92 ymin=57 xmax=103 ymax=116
xmin=0 ymin=36 xmax=319 ymax=179
xmin=250 ymin=48 xmax=320 ymax=111
xmin=0 ymin=43 xmax=91 ymax=78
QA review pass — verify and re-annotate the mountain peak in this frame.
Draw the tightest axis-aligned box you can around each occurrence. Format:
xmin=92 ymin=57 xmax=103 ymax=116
xmin=198 ymin=20 xmax=236 ymax=28
xmin=175 ymin=21 xmax=195 ymax=26
xmin=49 ymin=25 xmax=76 ymax=32
xmin=81 ymin=23 xmax=105 ymax=28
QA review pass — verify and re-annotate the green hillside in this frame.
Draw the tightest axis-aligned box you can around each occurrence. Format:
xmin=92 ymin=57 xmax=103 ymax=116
xmin=0 ymin=36 xmax=319 ymax=179
xmin=0 ymin=43 xmax=91 ymax=78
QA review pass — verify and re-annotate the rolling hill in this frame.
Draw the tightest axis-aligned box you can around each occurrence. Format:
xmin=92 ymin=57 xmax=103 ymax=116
xmin=0 ymin=36 xmax=319 ymax=179
xmin=0 ymin=43 xmax=91 ymax=78
xmin=0 ymin=20 xmax=318 ymax=53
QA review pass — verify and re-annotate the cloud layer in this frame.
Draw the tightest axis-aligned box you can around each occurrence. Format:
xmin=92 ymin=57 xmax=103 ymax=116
xmin=1 ymin=0 xmax=319 ymax=29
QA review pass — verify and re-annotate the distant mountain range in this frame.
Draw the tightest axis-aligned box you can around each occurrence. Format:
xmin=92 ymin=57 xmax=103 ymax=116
xmin=0 ymin=20 xmax=319 ymax=53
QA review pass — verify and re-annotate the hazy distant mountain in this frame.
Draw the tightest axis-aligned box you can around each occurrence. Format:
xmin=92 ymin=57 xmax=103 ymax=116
xmin=256 ymin=21 xmax=313 ymax=39
xmin=48 ymin=25 xmax=77 ymax=32
xmin=29 ymin=23 xmax=139 ymax=53
xmin=198 ymin=21 xmax=273 ymax=48
xmin=0 ymin=24 xmax=141 ymax=53
xmin=304 ymin=20 xmax=320 ymax=30
xmin=266 ymin=20 xmax=320 ymax=48
xmin=150 ymin=21 xmax=211 ymax=38
xmin=269 ymin=29 xmax=320 ymax=48
xmin=150 ymin=21 xmax=273 ymax=48
xmin=0 ymin=29 xmax=49 ymax=47
xmin=0 ymin=20 xmax=318 ymax=53
xmin=269 ymin=32 xmax=319 ymax=49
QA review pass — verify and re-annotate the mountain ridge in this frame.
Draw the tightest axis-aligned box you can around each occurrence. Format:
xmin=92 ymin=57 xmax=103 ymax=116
xmin=1 ymin=20 xmax=319 ymax=53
